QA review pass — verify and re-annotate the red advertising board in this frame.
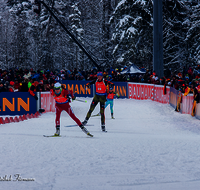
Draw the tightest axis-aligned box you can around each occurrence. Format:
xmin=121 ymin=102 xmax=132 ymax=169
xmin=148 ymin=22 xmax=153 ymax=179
xmin=128 ymin=83 xmax=154 ymax=100
xmin=128 ymin=83 xmax=170 ymax=103
xmin=41 ymin=92 xmax=55 ymax=112
xmin=154 ymin=85 xmax=170 ymax=104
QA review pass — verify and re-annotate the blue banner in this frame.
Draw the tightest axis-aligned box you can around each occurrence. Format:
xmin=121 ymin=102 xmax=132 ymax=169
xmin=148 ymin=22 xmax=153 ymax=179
xmin=62 ymin=80 xmax=93 ymax=97
xmin=62 ymin=80 xmax=128 ymax=98
xmin=112 ymin=82 xmax=128 ymax=98
xmin=0 ymin=92 xmax=37 ymax=116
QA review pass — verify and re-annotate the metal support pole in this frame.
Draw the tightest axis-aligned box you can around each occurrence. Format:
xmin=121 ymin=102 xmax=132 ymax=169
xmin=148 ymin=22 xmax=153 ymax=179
xmin=153 ymin=0 xmax=163 ymax=78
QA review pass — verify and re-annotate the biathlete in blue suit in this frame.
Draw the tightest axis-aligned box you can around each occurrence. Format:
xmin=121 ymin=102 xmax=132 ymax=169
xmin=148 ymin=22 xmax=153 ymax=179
xmin=95 ymin=86 xmax=119 ymax=119
xmin=105 ymin=87 xmax=119 ymax=119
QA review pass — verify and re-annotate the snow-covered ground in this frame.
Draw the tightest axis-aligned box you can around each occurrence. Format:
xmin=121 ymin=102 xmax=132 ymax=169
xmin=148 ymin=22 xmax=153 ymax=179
xmin=1 ymin=98 xmax=200 ymax=190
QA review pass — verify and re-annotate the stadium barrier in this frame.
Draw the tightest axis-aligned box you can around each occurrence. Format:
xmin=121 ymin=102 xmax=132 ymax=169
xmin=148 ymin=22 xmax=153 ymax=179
xmin=0 ymin=111 xmax=42 ymax=125
xmin=41 ymin=92 xmax=55 ymax=112
xmin=0 ymin=80 xmax=198 ymax=121
xmin=195 ymin=104 xmax=200 ymax=120
xmin=169 ymin=87 xmax=179 ymax=109
xmin=128 ymin=83 xmax=170 ymax=104
xmin=128 ymin=83 xmax=196 ymax=116
xmin=0 ymin=92 xmax=39 ymax=115
xmin=41 ymin=81 xmax=197 ymax=117
xmin=41 ymin=80 xmax=128 ymax=112
xmin=180 ymin=94 xmax=193 ymax=114
xmin=169 ymin=87 xmax=194 ymax=115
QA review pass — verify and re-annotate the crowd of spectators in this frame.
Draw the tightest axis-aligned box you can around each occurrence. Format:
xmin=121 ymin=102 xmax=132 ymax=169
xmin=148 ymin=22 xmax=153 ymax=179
xmin=0 ymin=65 xmax=200 ymax=94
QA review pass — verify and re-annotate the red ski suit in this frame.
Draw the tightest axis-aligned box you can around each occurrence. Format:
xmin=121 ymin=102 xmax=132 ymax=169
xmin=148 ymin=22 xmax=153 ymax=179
xmin=50 ymin=89 xmax=82 ymax=127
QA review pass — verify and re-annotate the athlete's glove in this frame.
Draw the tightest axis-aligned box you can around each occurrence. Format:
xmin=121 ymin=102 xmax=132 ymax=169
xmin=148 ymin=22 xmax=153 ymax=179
xmin=68 ymin=96 xmax=71 ymax=103
xmin=86 ymin=85 xmax=90 ymax=89
xmin=72 ymin=96 xmax=76 ymax=100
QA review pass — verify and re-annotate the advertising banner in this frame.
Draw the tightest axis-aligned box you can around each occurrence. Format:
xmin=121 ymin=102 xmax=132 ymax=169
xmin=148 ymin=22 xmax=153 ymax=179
xmin=112 ymin=82 xmax=128 ymax=98
xmin=128 ymin=83 xmax=154 ymax=100
xmin=41 ymin=92 xmax=55 ymax=112
xmin=128 ymin=83 xmax=170 ymax=103
xmin=154 ymin=85 xmax=170 ymax=104
xmin=0 ymin=92 xmax=37 ymax=115
xmin=62 ymin=80 xmax=93 ymax=97
xmin=181 ymin=94 xmax=193 ymax=114
xmin=62 ymin=80 xmax=128 ymax=98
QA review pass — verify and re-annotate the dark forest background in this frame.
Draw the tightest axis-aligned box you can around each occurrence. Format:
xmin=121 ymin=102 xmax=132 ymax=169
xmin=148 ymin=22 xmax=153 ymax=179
xmin=0 ymin=0 xmax=200 ymax=74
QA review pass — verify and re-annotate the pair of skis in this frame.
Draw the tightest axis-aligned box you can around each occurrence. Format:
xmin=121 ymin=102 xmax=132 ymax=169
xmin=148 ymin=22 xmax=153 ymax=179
xmin=43 ymin=135 xmax=64 ymax=137
xmin=43 ymin=132 xmax=93 ymax=138
xmin=44 ymin=127 xmax=93 ymax=138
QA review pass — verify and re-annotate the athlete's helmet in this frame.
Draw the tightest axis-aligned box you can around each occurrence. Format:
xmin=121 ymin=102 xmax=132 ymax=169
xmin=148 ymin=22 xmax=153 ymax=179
xmin=97 ymin=72 xmax=103 ymax=77
xmin=54 ymin=82 xmax=61 ymax=90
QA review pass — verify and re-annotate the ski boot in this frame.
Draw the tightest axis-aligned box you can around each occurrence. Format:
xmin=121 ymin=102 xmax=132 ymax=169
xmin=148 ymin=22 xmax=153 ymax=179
xmin=101 ymin=124 xmax=107 ymax=132
xmin=54 ymin=125 xmax=60 ymax=136
xmin=82 ymin=118 xmax=88 ymax=126
xmin=80 ymin=124 xmax=93 ymax=137
xmin=111 ymin=113 xmax=115 ymax=119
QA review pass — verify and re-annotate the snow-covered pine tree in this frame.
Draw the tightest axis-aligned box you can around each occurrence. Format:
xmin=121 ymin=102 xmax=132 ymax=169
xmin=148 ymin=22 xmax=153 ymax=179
xmin=6 ymin=0 xmax=33 ymax=68
xmin=68 ymin=2 xmax=85 ymax=70
xmin=109 ymin=0 xmax=153 ymax=68
xmin=79 ymin=0 xmax=118 ymax=70
xmin=33 ymin=0 xmax=71 ymax=70
xmin=0 ymin=0 xmax=9 ymax=68
xmin=52 ymin=0 xmax=72 ymax=70
xmin=163 ymin=0 xmax=191 ymax=72
xmin=185 ymin=1 xmax=200 ymax=66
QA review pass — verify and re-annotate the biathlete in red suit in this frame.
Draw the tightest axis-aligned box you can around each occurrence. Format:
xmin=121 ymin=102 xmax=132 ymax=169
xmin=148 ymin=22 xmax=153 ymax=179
xmin=82 ymin=72 xmax=114 ymax=132
xmin=51 ymin=82 xmax=93 ymax=137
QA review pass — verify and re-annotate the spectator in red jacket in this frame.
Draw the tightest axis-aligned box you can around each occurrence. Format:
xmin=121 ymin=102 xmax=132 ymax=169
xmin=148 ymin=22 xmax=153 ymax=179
xmin=29 ymin=81 xmax=39 ymax=100
xmin=8 ymin=81 xmax=15 ymax=92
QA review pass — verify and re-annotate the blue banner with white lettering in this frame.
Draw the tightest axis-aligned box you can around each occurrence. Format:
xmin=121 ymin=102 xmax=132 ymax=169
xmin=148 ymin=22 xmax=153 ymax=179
xmin=0 ymin=92 xmax=37 ymax=115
